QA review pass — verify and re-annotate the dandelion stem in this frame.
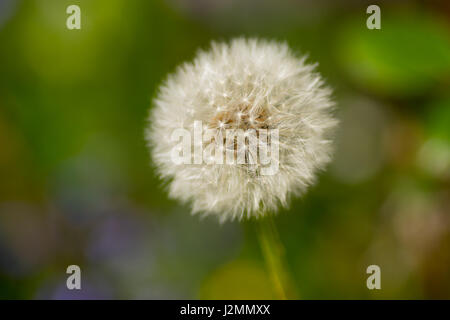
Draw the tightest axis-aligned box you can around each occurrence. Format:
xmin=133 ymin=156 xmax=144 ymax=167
xmin=257 ymin=216 xmax=296 ymax=299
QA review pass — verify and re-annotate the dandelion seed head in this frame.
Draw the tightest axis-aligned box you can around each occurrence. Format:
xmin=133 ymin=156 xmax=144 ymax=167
xmin=147 ymin=38 xmax=338 ymax=222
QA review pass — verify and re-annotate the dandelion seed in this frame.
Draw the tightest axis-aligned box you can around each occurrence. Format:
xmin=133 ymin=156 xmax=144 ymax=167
xmin=146 ymin=38 xmax=338 ymax=221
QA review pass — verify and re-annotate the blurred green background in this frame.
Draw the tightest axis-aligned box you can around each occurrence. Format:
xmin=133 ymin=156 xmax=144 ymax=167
xmin=0 ymin=0 xmax=449 ymax=299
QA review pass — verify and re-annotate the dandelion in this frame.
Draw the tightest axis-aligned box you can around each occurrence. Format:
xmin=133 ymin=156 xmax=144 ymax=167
xmin=146 ymin=38 xmax=337 ymax=222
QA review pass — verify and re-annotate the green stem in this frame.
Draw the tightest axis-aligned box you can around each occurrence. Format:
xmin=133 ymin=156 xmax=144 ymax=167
xmin=256 ymin=216 xmax=297 ymax=299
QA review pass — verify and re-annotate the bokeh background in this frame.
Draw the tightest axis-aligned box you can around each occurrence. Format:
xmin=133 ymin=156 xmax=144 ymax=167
xmin=0 ymin=0 xmax=449 ymax=299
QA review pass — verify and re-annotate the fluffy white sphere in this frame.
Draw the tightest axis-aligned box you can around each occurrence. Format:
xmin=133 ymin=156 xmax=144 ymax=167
xmin=147 ymin=38 xmax=337 ymax=222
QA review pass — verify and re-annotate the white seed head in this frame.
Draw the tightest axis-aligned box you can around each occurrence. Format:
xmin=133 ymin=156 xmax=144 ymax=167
xmin=146 ymin=38 xmax=338 ymax=222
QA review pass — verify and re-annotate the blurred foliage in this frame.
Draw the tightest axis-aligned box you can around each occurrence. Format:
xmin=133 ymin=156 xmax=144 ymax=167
xmin=199 ymin=260 xmax=275 ymax=299
xmin=338 ymin=10 xmax=450 ymax=96
xmin=0 ymin=0 xmax=449 ymax=299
